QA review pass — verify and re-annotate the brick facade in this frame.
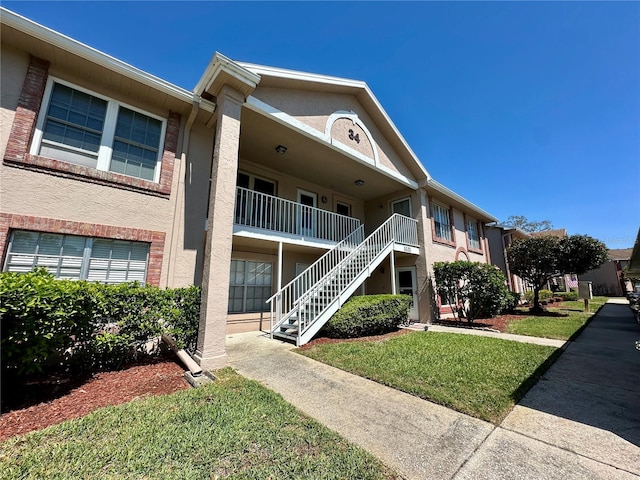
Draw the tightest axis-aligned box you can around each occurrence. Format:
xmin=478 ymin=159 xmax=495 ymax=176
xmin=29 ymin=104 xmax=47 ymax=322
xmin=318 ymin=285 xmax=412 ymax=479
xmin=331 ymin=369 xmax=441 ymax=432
xmin=3 ymin=56 xmax=181 ymax=197
xmin=0 ymin=213 xmax=165 ymax=286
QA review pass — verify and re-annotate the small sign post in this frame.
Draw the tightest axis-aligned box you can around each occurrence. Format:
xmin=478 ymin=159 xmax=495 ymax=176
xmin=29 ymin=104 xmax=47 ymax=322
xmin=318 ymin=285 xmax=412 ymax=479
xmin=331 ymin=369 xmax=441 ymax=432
xmin=578 ymin=281 xmax=593 ymax=313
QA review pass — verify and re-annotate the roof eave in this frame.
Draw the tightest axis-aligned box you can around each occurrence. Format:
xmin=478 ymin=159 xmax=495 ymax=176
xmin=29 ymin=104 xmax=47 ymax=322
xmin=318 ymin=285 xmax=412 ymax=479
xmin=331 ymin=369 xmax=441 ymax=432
xmin=0 ymin=7 xmax=214 ymax=113
xmin=427 ymin=179 xmax=498 ymax=223
xmin=238 ymin=62 xmax=432 ymax=182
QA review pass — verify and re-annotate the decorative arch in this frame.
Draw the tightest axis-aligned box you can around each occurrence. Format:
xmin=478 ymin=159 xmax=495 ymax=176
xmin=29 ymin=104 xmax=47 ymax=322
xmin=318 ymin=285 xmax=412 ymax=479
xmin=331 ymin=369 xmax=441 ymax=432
xmin=455 ymin=248 xmax=469 ymax=261
xmin=324 ymin=110 xmax=380 ymax=166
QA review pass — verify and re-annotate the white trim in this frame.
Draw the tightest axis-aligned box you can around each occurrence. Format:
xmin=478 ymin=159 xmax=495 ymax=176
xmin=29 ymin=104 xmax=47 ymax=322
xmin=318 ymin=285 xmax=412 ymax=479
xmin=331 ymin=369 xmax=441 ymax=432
xmin=232 ymin=225 xmax=338 ymax=250
xmin=0 ymin=7 xmax=214 ymax=113
xmin=245 ymin=96 xmax=419 ymax=189
xmin=427 ymin=179 xmax=498 ymax=222
xmin=194 ymin=52 xmax=260 ymax=97
xmin=390 ymin=196 xmax=413 ymax=217
xmin=395 ymin=266 xmax=419 ymax=320
xmin=324 ymin=110 xmax=380 ymax=167
xmin=239 ymin=62 xmax=431 ymax=181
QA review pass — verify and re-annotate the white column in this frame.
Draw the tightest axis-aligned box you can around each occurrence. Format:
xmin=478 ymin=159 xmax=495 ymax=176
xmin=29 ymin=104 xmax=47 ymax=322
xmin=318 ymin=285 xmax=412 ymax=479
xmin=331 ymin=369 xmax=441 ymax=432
xmin=390 ymin=251 xmax=397 ymax=294
xmin=277 ymin=241 xmax=283 ymax=290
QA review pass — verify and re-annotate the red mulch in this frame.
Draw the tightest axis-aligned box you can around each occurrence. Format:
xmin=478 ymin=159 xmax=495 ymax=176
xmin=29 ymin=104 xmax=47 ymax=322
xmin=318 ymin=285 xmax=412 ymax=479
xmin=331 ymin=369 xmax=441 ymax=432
xmin=433 ymin=315 xmax=523 ymax=332
xmin=0 ymin=357 xmax=189 ymax=442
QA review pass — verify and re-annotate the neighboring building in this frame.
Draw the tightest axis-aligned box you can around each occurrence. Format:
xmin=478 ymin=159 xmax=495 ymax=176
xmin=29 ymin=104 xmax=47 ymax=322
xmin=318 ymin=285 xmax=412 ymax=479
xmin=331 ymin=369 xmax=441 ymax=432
xmin=0 ymin=9 xmax=497 ymax=369
xmin=485 ymin=224 xmax=530 ymax=294
xmin=579 ymin=248 xmax=633 ymax=296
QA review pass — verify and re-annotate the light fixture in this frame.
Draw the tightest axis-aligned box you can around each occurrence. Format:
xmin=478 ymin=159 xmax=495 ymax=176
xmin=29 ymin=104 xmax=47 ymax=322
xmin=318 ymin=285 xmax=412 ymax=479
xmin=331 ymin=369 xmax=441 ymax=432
xmin=354 ymin=179 xmax=365 ymax=187
xmin=275 ymin=145 xmax=287 ymax=155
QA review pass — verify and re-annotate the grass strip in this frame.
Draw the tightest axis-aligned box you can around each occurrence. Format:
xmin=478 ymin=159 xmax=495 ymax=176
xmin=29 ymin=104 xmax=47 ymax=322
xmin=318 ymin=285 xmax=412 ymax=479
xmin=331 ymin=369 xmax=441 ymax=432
xmin=0 ymin=368 xmax=398 ymax=480
xmin=299 ymin=332 xmax=557 ymax=424
xmin=506 ymin=296 xmax=611 ymax=340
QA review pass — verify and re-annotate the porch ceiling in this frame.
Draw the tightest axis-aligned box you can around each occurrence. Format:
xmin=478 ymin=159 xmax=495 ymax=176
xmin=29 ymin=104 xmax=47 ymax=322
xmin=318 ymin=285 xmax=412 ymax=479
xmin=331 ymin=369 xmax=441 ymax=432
xmin=239 ymin=107 xmax=410 ymax=201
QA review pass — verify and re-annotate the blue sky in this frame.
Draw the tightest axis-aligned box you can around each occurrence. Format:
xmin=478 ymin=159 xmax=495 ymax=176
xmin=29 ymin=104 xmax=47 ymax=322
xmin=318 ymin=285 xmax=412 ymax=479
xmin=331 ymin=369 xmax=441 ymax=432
xmin=5 ymin=1 xmax=640 ymax=248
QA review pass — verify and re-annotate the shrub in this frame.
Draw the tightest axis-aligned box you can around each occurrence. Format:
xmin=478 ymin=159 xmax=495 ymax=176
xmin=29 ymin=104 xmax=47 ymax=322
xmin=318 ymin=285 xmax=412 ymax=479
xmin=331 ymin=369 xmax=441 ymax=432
xmin=524 ymin=289 xmax=553 ymax=304
xmin=0 ymin=269 xmax=96 ymax=376
xmin=555 ymin=291 xmax=579 ymax=301
xmin=0 ymin=269 xmax=201 ymax=377
xmin=503 ymin=291 xmax=521 ymax=313
xmin=433 ymin=261 xmax=512 ymax=322
xmin=322 ymin=294 xmax=412 ymax=339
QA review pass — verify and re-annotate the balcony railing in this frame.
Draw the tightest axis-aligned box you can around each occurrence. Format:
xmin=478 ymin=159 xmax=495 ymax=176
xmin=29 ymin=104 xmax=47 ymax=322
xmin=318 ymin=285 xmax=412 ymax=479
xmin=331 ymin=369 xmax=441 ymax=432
xmin=234 ymin=186 xmax=361 ymax=243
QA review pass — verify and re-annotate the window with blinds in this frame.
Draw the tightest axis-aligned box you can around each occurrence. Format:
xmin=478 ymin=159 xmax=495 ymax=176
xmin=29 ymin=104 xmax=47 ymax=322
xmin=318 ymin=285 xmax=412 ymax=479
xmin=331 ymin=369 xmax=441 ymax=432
xmin=228 ymin=260 xmax=272 ymax=313
xmin=467 ymin=219 xmax=481 ymax=250
xmin=32 ymin=78 xmax=166 ymax=182
xmin=433 ymin=203 xmax=452 ymax=242
xmin=3 ymin=230 xmax=150 ymax=284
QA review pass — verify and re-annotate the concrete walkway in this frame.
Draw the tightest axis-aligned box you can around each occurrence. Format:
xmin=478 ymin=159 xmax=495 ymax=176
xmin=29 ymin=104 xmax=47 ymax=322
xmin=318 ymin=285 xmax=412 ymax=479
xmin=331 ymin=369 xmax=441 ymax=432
xmin=226 ymin=300 xmax=640 ymax=479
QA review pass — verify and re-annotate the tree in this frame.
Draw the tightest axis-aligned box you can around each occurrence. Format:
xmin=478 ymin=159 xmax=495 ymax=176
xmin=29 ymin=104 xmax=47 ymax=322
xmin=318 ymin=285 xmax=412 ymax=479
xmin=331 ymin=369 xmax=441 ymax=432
xmin=507 ymin=234 xmax=608 ymax=311
xmin=433 ymin=261 xmax=511 ymax=323
xmin=503 ymin=215 xmax=553 ymax=233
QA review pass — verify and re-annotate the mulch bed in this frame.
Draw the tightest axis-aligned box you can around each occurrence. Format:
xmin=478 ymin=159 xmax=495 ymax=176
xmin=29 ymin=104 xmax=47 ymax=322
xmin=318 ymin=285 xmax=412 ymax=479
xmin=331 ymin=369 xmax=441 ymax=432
xmin=0 ymin=305 xmax=563 ymax=442
xmin=0 ymin=357 xmax=189 ymax=442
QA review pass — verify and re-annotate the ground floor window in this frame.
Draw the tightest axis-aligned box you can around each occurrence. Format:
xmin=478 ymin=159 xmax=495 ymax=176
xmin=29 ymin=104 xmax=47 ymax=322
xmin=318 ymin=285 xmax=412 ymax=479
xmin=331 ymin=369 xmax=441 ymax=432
xmin=228 ymin=260 xmax=272 ymax=312
xmin=3 ymin=230 xmax=149 ymax=284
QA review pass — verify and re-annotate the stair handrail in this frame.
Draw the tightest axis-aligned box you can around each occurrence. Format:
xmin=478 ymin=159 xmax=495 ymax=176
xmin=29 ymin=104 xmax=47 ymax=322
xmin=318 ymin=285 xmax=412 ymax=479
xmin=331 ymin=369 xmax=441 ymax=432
xmin=285 ymin=214 xmax=418 ymax=338
xmin=267 ymin=224 xmax=365 ymax=330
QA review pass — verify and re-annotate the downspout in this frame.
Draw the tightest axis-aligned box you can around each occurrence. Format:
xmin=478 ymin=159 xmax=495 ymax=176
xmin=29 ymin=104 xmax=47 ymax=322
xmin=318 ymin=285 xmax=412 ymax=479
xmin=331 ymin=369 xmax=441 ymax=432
xmin=165 ymin=99 xmax=205 ymax=286
xmin=502 ymin=232 xmax=514 ymax=292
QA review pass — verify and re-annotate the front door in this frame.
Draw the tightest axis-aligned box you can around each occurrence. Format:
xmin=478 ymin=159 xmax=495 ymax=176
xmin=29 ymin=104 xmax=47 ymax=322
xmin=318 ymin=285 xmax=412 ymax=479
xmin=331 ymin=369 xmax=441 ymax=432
xmin=297 ymin=189 xmax=317 ymax=237
xmin=396 ymin=267 xmax=418 ymax=320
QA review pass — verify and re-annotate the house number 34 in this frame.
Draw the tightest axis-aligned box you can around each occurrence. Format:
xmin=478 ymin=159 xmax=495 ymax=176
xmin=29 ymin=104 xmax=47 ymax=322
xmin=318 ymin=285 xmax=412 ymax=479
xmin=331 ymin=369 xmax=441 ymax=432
xmin=348 ymin=129 xmax=360 ymax=144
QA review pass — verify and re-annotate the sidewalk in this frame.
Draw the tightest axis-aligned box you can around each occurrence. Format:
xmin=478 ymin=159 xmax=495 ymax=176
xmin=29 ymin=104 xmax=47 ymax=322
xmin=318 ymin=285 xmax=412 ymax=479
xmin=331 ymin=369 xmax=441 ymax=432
xmin=226 ymin=300 xmax=640 ymax=479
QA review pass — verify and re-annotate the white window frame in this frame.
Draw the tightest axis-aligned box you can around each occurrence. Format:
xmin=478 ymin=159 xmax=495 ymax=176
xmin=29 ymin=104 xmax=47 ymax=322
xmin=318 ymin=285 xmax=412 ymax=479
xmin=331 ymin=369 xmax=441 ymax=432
xmin=30 ymin=77 xmax=167 ymax=183
xmin=228 ymin=259 xmax=273 ymax=313
xmin=432 ymin=203 xmax=453 ymax=242
xmin=466 ymin=218 xmax=481 ymax=250
xmin=3 ymin=230 xmax=150 ymax=285
xmin=391 ymin=197 xmax=413 ymax=218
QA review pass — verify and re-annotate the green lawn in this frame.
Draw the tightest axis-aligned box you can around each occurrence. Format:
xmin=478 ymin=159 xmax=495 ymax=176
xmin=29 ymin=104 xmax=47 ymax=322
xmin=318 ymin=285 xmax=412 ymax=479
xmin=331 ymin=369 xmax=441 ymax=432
xmin=299 ymin=332 xmax=558 ymax=424
xmin=0 ymin=368 xmax=398 ymax=480
xmin=506 ymin=296 xmax=611 ymax=340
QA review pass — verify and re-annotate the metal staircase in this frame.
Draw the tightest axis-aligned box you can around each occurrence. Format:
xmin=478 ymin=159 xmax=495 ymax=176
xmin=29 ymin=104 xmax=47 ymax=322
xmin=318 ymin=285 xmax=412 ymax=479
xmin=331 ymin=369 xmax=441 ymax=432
xmin=267 ymin=214 xmax=418 ymax=346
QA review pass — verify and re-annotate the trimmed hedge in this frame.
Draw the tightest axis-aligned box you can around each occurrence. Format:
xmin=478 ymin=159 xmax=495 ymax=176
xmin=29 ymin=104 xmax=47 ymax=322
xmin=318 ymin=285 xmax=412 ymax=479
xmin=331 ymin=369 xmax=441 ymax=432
xmin=1 ymin=269 xmax=200 ymax=377
xmin=524 ymin=289 xmax=553 ymax=304
xmin=321 ymin=294 xmax=412 ymax=339
xmin=555 ymin=291 xmax=580 ymax=301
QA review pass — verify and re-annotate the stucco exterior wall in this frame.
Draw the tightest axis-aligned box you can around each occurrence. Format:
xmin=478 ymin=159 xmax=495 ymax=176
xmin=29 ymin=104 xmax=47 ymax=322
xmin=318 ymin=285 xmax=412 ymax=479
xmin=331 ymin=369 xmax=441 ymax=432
xmin=0 ymin=45 xmax=28 ymax=161
xmin=252 ymin=87 xmax=416 ymax=183
xmin=424 ymin=195 xmax=489 ymax=269
xmin=168 ymin=122 xmax=215 ymax=287
xmin=580 ymin=261 xmax=624 ymax=296
xmin=0 ymin=45 xmax=194 ymax=288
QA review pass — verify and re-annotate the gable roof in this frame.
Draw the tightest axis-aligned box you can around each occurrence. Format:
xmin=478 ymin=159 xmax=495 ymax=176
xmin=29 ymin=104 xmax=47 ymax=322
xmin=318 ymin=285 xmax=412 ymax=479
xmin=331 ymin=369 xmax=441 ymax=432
xmin=608 ymin=248 xmax=633 ymax=261
xmin=235 ymin=62 xmax=432 ymax=184
xmin=530 ymin=228 xmax=568 ymax=238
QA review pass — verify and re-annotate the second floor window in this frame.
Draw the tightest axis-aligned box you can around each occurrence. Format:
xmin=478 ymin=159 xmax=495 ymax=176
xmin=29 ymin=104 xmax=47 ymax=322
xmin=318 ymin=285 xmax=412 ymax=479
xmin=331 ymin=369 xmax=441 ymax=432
xmin=433 ymin=203 xmax=452 ymax=242
xmin=467 ymin=219 xmax=481 ymax=250
xmin=31 ymin=79 xmax=166 ymax=182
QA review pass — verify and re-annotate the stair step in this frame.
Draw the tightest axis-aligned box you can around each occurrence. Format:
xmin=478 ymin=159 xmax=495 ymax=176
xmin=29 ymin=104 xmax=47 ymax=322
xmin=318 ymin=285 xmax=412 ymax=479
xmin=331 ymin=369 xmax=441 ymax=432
xmin=272 ymin=331 xmax=298 ymax=343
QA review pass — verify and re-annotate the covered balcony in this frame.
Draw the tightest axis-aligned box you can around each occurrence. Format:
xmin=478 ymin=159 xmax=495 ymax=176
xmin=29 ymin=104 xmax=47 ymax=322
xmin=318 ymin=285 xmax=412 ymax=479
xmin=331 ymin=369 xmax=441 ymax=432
xmin=233 ymin=186 xmax=361 ymax=246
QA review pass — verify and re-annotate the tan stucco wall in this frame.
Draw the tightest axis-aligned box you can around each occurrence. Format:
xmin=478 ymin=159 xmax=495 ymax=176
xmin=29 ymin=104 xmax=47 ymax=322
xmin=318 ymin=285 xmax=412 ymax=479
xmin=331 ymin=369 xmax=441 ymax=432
xmin=252 ymin=87 xmax=416 ymax=183
xmin=169 ymin=122 xmax=215 ymax=287
xmin=0 ymin=43 xmax=204 ymax=289
xmin=0 ymin=45 xmax=28 ymax=162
